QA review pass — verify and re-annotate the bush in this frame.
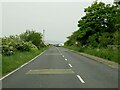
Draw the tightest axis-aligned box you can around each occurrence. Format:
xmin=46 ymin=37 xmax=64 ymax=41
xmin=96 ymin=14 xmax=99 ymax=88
xmin=2 ymin=30 xmax=45 ymax=56
xmin=2 ymin=45 xmax=15 ymax=56
xmin=20 ymin=30 xmax=44 ymax=49
xmin=15 ymin=42 xmax=31 ymax=52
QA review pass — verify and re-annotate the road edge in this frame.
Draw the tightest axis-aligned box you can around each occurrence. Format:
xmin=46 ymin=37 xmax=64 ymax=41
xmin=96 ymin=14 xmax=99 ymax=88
xmin=66 ymin=48 xmax=118 ymax=69
xmin=0 ymin=50 xmax=47 ymax=81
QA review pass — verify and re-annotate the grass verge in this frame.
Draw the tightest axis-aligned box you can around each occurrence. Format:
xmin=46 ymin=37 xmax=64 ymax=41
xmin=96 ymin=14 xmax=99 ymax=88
xmin=2 ymin=47 xmax=48 ymax=76
xmin=0 ymin=54 xmax=2 ymax=78
xmin=64 ymin=46 xmax=119 ymax=63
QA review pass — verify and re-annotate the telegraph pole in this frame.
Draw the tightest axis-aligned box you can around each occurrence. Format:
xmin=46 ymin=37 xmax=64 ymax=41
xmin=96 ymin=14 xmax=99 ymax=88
xmin=43 ymin=29 xmax=45 ymax=43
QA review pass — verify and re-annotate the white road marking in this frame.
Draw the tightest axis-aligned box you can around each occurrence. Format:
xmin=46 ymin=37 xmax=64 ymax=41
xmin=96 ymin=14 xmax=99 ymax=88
xmin=0 ymin=50 xmax=47 ymax=81
xmin=65 ymin=58 xmax=67 ymax=61
xmin=77 ymin=75 xmax=85 ymax=83
xmin=69 ymin=64 xmax=72 ymax=67
xmin=56 ymin=47 xmax=62 ymax=55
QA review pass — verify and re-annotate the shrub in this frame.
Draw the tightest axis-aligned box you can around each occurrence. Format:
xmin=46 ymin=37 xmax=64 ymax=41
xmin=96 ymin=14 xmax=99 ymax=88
xmin=2 ymin=30 xmax=45 ymax=56
xmin=20 ymin=30 xmax=44 ymax=49
xmin=2 ymin=45 xmax=15 ymax=56
xmin=15 ymin=42 xmax=31 ymax=52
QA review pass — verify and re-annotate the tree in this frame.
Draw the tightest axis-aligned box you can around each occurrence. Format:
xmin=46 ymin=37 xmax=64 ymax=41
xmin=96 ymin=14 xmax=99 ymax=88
xmin=65 ymin=1 xmax=119 ymax=47
xmin=20 ymin=30 xmax=44 ymax=49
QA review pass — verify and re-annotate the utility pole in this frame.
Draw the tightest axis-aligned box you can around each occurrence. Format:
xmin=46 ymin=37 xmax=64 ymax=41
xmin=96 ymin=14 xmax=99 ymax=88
xmin=43 ymin=29 xmax=45 ymax=43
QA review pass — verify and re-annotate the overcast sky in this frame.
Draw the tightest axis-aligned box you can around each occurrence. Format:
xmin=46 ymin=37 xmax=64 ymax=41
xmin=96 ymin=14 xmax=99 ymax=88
xmin=2 ymin=0 xmax=113 ymax=43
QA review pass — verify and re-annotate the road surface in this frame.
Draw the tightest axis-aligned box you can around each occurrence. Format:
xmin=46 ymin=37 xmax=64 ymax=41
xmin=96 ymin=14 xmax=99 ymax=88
xmin=2 ymin=47 xmax=118 ymax=88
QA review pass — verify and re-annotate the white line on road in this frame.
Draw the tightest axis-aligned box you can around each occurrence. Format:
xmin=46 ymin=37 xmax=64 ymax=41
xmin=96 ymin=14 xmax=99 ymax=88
xmin=56 ymin=47 xmax=62 ymax=55
xmin=77 ymin=75 xmax=85 ymax=83
xmin=0 ymin=50 xmax=47 ymax=81
xmin=69 ymin=64 xmax=72 ymax=67
xmin=65 ymin=58 xmax=67 ymax=61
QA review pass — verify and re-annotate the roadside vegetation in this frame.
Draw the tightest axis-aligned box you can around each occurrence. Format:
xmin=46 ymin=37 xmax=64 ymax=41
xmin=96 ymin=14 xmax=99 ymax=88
xmin=64 ymin=1 xmax=120 ymax=63
xmin=64 ymin=46 xmax=119 ymax=63
xmin=0 ymin=54 xmax=2 ymax=78
xmin=2 ymin=47 xmax=48 ymax=76
xmin=1 ymin=30 xmax=48 ymax=76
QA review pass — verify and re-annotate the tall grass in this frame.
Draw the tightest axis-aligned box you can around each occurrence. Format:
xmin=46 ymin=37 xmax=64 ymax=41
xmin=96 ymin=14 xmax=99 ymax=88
xmin=64 ymin=46 xmax=119 ymax=63
xmin=2 ymin=47 xmax=48 ymax=76
xmin=0 ymin=54 xmax=2 ymax=78
xmin=83 ymin=48 xmax=119 ymax=63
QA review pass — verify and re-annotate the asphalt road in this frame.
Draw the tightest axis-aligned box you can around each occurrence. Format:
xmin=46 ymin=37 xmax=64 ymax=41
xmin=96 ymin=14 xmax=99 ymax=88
xmin=2 ymin=47 xmax=118 ymax=88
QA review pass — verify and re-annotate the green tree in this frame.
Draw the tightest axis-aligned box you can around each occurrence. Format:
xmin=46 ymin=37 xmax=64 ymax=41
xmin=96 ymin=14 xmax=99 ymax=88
xmin=20 ymin=30 xmax=44 ymax=49
xmin=65 ymin=1 xmax=119 ymax=47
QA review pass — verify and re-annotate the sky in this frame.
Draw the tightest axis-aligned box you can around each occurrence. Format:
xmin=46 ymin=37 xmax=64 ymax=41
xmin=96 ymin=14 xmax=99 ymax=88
xmin=1 ymin=0 xmax=113 ymax=43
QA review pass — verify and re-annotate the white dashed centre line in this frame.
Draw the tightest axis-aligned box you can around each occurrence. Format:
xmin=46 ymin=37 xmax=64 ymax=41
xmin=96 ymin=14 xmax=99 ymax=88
xmin=56 ymin=47 xmax=62 ymax=55
xmin=69 ymin=64 xmax=72 ymax=67
xmin=65 ymin=58 xmax=67 ymax=61
xmin=77 ymin=75 xmax=85 ymax=83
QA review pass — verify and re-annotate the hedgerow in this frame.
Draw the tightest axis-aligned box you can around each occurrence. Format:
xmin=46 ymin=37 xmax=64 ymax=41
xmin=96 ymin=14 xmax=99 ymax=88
xmin=2 ymin=30 xmax=44 ymax=56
